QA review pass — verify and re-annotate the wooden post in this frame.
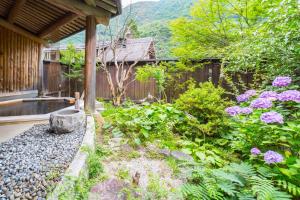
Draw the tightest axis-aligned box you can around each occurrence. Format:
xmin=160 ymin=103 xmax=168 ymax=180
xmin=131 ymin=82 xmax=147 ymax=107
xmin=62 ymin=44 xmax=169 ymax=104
xmin=84 ymin=15 xmax=96 ymax=113
xmin=75 ymin=92 xmax=80 ymax=110
xmin=38 ymin=44 xmax=44 ymax=96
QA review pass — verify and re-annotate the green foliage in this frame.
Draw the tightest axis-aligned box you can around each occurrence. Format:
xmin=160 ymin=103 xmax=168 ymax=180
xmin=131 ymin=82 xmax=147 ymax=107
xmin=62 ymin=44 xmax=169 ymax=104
xmin=178 ymin=139 xmax=231 ymax=167
xmin=225 ymin=0 xmax=300 ymax=78
xmin=170 ymin=0 xmax=265 ymax=59
xmin=126 ymin=19 xmax=140 ymax=38
xmin=175 ymin=82 xmax=231 ymax=136
xmin=103 ymin=102 xmax=199 ymax=145
xmin=60 ymin=43 xmax=84 ymax=81
xmin=60 ymin=43 xmax=84 ymax=93
xmin=136 ymin=64 xmax=167 ymax=99
xmin=145 ymin=174 xmax=169 ymax=200
xmin=227 ymin=90 xmax=300 ymax=156
xmin=170 ymin=0 xmax=300 ymax=79
xmin=182 ymin=162 xmax=292 ymax=200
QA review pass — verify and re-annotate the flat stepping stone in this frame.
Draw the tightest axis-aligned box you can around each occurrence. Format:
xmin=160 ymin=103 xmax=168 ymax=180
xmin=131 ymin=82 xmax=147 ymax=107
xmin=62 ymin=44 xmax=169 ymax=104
xmin=89 ymin=179 xmax=132 ymax=200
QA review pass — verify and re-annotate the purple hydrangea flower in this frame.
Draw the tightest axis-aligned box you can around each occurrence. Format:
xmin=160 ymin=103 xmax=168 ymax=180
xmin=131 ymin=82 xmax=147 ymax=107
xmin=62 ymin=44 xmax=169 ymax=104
xmin=245 ymin=90 xmax=257 ymax=97
xmin=264 ymin=150 xmax=284 ymax=164
xmin=240 ymin=107 xmax=253 ymax=115
xmin=277 ymin=90 xmax=300 ymax=103
xmin=225 ymin=106 xmax=241 ymax=116
xmin=272 ymin=76 xmax=292 ymax=87
xmin=251 ymin=147 xmax=261 ymax=155
xmin=237 ymin=94 xmax=250 ymax=102
xmin=260 ymin=91 xmax=278 ymax=100
xmin=260 ymin=111 xmax=284 ymax=124
xmin=250 ymin=98 xmax=273 ymax=109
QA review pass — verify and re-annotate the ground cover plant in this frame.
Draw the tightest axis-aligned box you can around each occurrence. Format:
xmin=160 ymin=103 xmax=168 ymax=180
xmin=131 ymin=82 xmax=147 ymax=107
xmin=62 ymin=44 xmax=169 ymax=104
xmin=100 ymin=75 xmax=300 ymax=199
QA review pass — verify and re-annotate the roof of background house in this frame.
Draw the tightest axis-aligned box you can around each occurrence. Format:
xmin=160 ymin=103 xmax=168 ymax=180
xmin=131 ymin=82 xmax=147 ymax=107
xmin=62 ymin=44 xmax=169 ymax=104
xmin=0 ymin=0 xmax=122 ymax=43
xmin=45 ymin=37 xmax=155 ymax=62
xmin=99 ymin=37 xmax=155 ymax=62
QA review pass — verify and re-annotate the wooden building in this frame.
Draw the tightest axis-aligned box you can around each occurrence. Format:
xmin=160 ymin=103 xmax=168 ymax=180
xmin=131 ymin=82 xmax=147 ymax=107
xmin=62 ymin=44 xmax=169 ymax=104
xmin=0 ymin=0 xmax=121 ymax=111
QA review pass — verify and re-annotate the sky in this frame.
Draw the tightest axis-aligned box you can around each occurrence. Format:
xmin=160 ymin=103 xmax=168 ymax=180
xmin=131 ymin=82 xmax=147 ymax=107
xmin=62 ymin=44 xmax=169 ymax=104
xmin=121 ymin=0 xmax=159 ymax=7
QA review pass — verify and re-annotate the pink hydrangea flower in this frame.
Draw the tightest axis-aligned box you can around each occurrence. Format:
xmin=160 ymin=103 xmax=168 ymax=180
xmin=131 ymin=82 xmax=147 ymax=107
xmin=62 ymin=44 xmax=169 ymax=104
xmin=245 ymin=90 xmax=257 ymax=97
xmin=237 ymin=94 xmax=250 ymax=102
xmin=251 ymin=147 xmax=261 ymax=155
xmin=240 ymin=107 xmax=253 ymax=115
xmin=278 ymin=90 xmax=300 ymax=103
xmin=225 ymin=106 xmax=241 ymax=116
xmin=250 ymin=98 xmax=273 ymax=109
xmin=260 ymin=91 xmax=278 ymax=101
xmin=272 ymin=76 xmax=292 ymax=87
xmin=260 ymin=111 xmax=284 ymax=124
xmin=264 ymin=150 xmax=283 ymax=164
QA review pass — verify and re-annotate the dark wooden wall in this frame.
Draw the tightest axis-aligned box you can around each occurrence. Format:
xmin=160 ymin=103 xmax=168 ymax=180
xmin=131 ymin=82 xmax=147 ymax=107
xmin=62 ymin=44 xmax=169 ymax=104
xmin=43 ymin=61 xmax=69 ymax=96
xmin=0 ymin=25 xmax=40 ymax=94
xmin=43 ymin=60 xmax=254 ymax=101
xmin=96 ymin=66 xmax=157 ymax=100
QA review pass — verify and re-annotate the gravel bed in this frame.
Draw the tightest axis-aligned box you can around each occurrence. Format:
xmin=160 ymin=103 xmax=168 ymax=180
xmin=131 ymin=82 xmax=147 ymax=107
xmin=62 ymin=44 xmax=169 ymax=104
xmin=0 ymin=124 xmax=86 ymax=200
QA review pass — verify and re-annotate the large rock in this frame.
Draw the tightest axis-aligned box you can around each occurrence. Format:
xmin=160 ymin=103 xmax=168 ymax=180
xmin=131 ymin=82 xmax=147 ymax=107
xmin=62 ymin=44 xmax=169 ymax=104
xmin=170 ymin=150 xmax=194 ymax=162
xmin=49 ymin=109 xmax=85 ymax=134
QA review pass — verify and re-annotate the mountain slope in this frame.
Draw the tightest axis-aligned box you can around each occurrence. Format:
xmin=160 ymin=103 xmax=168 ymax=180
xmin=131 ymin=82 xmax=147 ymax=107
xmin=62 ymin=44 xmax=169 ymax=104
xmin=60 ymin=0 xmax=196 ymax=58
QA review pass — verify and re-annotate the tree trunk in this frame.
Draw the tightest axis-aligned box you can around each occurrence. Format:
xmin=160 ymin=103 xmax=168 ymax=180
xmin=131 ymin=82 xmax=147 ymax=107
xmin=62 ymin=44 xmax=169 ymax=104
xmin=113 ymin=95 xmax=122 ymax=106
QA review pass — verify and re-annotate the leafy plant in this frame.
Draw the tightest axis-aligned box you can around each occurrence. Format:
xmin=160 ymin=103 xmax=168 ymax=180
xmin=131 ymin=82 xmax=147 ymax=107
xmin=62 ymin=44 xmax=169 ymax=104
xmin=103 ymin=102 xmax=201 ymax=145
xmin=136 ymin=64 xmax=167 ymax=100
xmin=182 ymin=162 xmax=292 ymax=200
xmin=175 ymin=82 xmax=232 ymax=137
xmin=60 ymin=43 xmax=84 ymax=95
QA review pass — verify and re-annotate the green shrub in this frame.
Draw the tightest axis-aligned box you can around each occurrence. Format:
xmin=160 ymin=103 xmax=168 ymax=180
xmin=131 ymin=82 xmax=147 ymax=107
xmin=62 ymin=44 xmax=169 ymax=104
xmin=175 ymin=82 xmax=231 ymax=137
xmin=103 ymin=102 xmax=203 ymax=146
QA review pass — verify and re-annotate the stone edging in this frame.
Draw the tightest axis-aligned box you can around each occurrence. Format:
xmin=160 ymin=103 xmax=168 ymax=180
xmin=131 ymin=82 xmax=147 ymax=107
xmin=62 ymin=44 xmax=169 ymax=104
xmin=47 ymin=115 xmax=95 ymax=200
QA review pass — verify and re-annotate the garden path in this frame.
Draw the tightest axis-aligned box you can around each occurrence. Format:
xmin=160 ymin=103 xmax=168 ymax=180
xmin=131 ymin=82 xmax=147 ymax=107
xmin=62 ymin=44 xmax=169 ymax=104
xmin=88 ymin=137 xmax=184 ymax=200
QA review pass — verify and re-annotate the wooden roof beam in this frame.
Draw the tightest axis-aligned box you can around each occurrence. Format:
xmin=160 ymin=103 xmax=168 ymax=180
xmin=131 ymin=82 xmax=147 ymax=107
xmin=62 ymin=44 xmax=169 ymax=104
xmin=7 ymin=0 xmax=27 ymax=23
xmin=95 ymin=1 xmax=117 ymax=14
xmin=38 ymin=12 xmax=78 ymax=38
xmin=44 ymin=0 xmax=111 ymax=25
xmin=85 ymin=0 xmax=117 ymax=15
xmin=0 ymin=18 xmax=47 ymax=45
xmin=85 ymin=0 xmax=96 ymax=7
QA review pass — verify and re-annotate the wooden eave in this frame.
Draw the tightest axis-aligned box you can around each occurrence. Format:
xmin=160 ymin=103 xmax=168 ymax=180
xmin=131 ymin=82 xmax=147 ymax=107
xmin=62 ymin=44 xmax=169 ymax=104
xmin=0 ymin=0 xmax=121 ymax=44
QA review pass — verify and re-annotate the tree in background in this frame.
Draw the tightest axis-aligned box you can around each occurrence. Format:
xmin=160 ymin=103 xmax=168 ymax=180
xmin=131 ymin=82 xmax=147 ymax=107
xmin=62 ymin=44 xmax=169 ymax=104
xmin=136 ymin=64 xmax=167 ymax=100
xmin=170 ymin=0 xmax=266 ymax=59
xmin=97 ymin=16 xmax=153 ymax=106
xmin=170 ymin=0 xmax=299 ymax=83
xmin=225 ymin=0 xmax=300 ymax=81
xmin=126 ymin=19 xmax=140 ymax=38
xmin=60 ymin=43 xmax=84 ymax=96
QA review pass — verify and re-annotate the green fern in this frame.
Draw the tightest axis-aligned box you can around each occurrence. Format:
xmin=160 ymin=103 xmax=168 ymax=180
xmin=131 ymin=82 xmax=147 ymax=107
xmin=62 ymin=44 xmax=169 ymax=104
xmin=182 ymin=183 xmax=211 ymax=200
xmin=182 ymin=162 xmax=292 ymax=200
xmin=250 ymin=176 xmax=291 ymax=200
xmin=277 ymin=180 xmax=300 ymax=196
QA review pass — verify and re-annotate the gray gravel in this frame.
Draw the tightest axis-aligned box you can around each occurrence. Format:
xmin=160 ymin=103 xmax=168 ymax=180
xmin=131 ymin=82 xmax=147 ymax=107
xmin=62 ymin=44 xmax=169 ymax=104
xmin=0 ymin=124 xmax=85 ymax=200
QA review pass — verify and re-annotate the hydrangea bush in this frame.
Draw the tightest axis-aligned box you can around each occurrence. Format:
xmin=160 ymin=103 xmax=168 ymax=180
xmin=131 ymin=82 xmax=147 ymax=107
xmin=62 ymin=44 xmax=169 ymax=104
xmin=225 ymin=76 xmax=300 ymax=195
xmin=226 ymin=76 xmax=300 ymax=151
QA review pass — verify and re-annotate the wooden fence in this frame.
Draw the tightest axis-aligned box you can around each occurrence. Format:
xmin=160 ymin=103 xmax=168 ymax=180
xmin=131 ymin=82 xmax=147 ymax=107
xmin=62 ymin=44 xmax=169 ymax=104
xmin=43 ymin=59 xmax=254 ymax=101
xmin=43 ymin=61 xmax=69 ymax=96
xmin=0 ymin=25 xmax=40 ymax=94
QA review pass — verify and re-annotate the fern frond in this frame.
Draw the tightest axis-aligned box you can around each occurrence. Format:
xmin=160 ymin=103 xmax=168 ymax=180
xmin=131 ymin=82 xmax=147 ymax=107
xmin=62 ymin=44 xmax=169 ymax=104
xmin=228 ymin=162 xmax=256 ymax=178
xmin=250 ymin=176 xmax=291 ymax=200
xmin=182 ymin=183 xmax=210 ymax=200
xmin=277 ymin=180 xmax=300 ymax=196
xmin=213 ymin=169 xmax=244 ymax=186
xmin=218 ymin=181 xmax=237 ymax=196
xmin=204 ymin=177 xmax=225 ymax=200
xmin=257 ymin=166 xmax=275 ymax=178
